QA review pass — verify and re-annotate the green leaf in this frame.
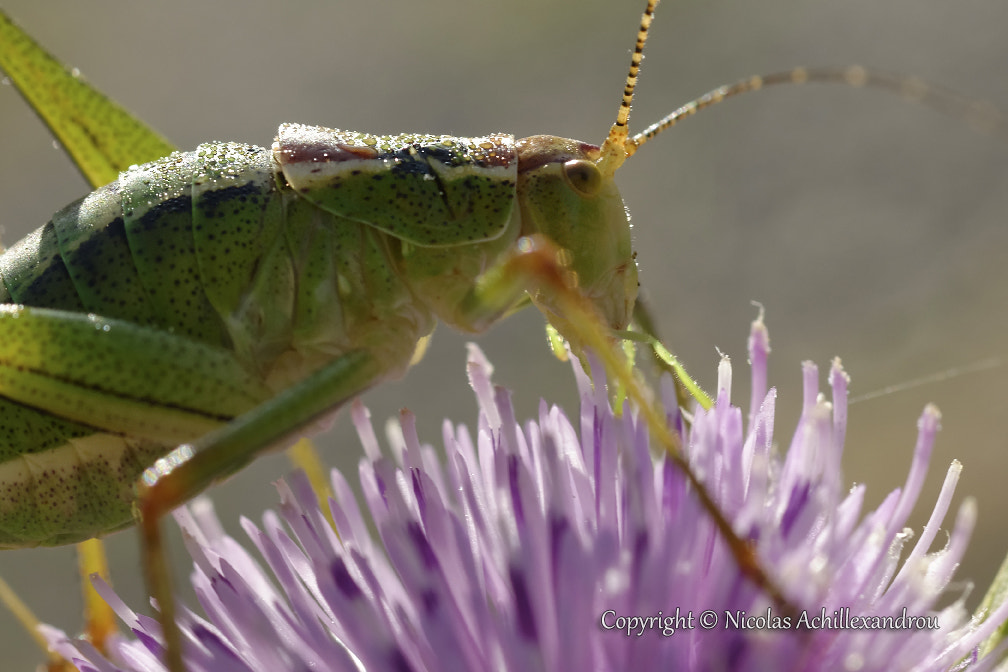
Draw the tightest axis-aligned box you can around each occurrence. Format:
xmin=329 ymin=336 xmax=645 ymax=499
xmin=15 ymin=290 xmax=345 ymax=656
xmin=0 ymin=10 xmax=176 ymax=189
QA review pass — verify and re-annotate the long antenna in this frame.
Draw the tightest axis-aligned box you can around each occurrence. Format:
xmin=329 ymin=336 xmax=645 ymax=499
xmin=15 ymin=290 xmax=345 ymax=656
xmin=597 ymin=0 xmax=658 ymax=177
xmin=629 ymin=65 xmax=1006 ymax=153
xmin=596 ymin=1 xmax=1005 ymax=172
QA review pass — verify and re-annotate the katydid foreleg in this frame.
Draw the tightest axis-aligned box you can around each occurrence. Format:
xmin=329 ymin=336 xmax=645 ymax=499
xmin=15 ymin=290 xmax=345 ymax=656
xmin=466 ymin=234 xmax=797 ymax=617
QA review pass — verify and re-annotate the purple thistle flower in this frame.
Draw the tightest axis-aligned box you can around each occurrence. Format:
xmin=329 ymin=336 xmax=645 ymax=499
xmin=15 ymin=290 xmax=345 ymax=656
xmin=41 ymin=317 xmax=1008 ymax=671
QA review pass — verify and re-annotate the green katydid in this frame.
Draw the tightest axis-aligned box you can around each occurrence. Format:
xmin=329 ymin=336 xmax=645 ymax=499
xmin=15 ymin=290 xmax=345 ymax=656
xmin=0 ymin=4 xmax=725 ymax=669
xmin=1 ymin=0 xmax=1007 ymax=670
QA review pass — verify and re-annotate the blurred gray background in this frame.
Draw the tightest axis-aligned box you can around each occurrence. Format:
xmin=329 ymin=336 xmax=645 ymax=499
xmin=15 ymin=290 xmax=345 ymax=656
xmin=1 ymin=0 xmax=1007 ymax=667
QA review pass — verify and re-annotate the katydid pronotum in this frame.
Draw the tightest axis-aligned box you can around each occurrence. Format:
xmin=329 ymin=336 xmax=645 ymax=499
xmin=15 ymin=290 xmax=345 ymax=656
xmin=1 ymin=1 xmax=1008 ymax=672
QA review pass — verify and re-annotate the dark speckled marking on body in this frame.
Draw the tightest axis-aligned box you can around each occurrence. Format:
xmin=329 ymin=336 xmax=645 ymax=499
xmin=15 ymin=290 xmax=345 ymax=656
xmin=0 ymin=220 xmax=84 ymax=311
xmin=0 ymin=123 xmax=533 ymax=545
xmin=124 ymin=193 xmax=232 ymax=347
xmin=59 ymin=214 xmax=158 ymax=324
xmin=195 ymin=181 xmax=263 ymax=217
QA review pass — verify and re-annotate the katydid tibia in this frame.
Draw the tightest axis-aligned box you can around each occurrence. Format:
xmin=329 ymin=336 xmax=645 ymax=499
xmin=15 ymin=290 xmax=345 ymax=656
xmin=0 ymin=0 xmax=1004 ymax=670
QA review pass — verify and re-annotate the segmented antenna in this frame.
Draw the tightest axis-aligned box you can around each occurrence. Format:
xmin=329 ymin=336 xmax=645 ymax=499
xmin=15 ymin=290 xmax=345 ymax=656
xmin=597 ymin=1 xmax=1005 ymax=173
xmin=597 ymin=0 xmax=657 ymax=177
xmin=630 ymin=65 xmax=1006 ymax=152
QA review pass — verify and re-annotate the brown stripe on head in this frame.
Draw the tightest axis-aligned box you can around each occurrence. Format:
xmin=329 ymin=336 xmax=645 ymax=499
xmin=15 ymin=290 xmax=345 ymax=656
xmin=277 ymin=140 xmax=381 ymax=167
xmin=272 ymin=124 xmax=381 ymax=171
xmin=516 ymin=136 xmax=601 ymax=173
xmin=274 ymin=124 xmax=517 ymax=180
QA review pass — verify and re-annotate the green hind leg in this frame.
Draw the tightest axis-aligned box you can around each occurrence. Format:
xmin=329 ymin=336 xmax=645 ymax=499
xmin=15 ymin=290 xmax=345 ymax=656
xmin=134 ymin=350 xmax=380 ymax=672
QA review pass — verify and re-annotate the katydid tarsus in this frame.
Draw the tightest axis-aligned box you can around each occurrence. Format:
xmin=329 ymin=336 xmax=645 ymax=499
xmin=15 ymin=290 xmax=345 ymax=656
xmin=1 ymin=0 xmax=1007 ymax=670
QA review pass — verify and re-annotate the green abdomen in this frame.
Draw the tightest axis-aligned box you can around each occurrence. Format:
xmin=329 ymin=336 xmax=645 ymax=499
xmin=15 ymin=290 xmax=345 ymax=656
xmin=0 ymin=141 xmax=428 ymax=545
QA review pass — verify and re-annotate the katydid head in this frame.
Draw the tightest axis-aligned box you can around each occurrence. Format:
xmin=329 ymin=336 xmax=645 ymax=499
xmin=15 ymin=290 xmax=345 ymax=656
xmin=509 ymin=0 xmax=658 ymax=334
xmin=514 ymin=135 xmax=638 ymax=331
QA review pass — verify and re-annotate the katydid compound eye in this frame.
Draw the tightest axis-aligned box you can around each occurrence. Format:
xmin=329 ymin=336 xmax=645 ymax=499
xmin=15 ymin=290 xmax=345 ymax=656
xmin=562 ymin=159 xmax=602 ymax=196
